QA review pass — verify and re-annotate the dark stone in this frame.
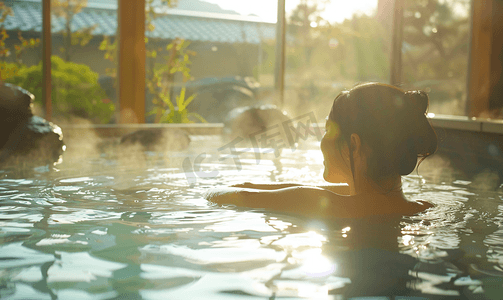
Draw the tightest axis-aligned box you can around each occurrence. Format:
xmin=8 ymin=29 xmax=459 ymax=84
xmin=0 ymin=83 xmax=64 ymax=166
xmin=223 ymin=104 xmax=290 ymax=141
xmin=120 ymin=129 xmax=191 ymax=151
xmin=185 ymin=76 xmax=260 ymax=123
xmin=0 ymin=82 xmax=33 ymax=119
xmin=0 ymin=83 xmax=34 ymax=149
xmin=0 ymin=116 xmax=65 ymax=165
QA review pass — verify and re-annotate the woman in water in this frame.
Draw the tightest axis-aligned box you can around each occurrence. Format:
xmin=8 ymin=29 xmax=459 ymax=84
xmin=204 ymin=83 xmax=437 ymax=218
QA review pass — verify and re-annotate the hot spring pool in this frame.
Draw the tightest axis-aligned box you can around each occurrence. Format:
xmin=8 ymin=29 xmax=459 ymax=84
xmin=0 ymin=135 xmax=502 ymax=299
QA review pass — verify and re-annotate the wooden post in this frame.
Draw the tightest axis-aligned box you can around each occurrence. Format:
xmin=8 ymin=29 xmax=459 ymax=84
xmin=466 ymin=0 xmax=492 ymax=117
xmin=390 ymin=0 xmax=404 ymax=86
xmin=274 ymin=0 xmax=286 ymax=108
xmin=42 ymin=0 xmax=52 ymax=121
xmin=117 ymin=0 xmax=146 ymax=123
xmin=488 ymin=0 xmax=503 ymax=114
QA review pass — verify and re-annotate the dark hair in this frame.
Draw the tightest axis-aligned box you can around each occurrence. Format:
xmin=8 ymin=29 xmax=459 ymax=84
xmin=328 ymin=83 xmax=437 ymax=184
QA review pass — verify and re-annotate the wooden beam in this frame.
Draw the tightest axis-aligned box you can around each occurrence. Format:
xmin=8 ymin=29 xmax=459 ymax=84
xmin=274 ymin=0 xmax=286 ymax=108
xmin=42 ymin=0 xmax=52 ymax=121
xmin=466 ymin=0 xmax=492 ymax=117
xmin=390 ymin=0 xmax=404 ymax=86
xmin=118 ymin=0 xmax=146 ymax=123
xmin=488 ymin=0 xmax=503 ymax=113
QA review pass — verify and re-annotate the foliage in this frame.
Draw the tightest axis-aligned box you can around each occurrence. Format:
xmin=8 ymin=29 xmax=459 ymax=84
xmin=402 ymin=0 xmax=470 ymax=82
xmin=51 ymin=0 xmax=97 ymax=62
xmin=0 ymin=1 xmax=40 ymax=75
xmin=145 ymin=0 xmax=198 ymax=123
xmin=288 ymin=0 xmax=329 ymax=42
xmin=338 ymin=16 xmax=389 ymax=81
xmin=4 ymin=56 xmax=114 ymax=123
xmin=401 ymin=0 xmax=470 ymax=114
xmin=253 ymin=41 xmax=275 ymax=78
xmin=0 ymin=1 xmax=13 ymax=58
xmin=285 ymin=1 xmax=389 ymax=85
xmin=287 ymin=0 xmax=329 ymax=66
xmin=279 ymin=0 xmax=392 ymax=117
xmin=148 ymin=87 xmax=206 ymax=123
xmin=0 ymin=61 xmax=18 ymax=81
xmin=98 ymin=35 xmax=117 ymax=77
xmin=146 ymin=38 xmax=197 ymax=122
xmin=99 ymin=0 xmax=199 ymax=123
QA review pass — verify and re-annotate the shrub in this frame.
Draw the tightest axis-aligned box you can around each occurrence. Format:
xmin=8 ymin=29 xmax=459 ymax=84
xmin=5 ymin=56 xmax=114 ymax=123
xmin=148 ymin=87 xmax=206 ymax=123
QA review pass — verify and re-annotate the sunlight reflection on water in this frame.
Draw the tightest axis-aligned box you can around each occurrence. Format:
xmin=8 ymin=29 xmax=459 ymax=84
xmin=0 ymin=136 xmax=502 ymax=299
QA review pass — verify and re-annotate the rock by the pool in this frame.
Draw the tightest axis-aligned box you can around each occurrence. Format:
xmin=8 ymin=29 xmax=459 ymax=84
xmin=0 ymin=83 xmax=65 ymax=165
xmin=224 ymin=104 xmax=290 ymax=142
xmin=0 ymin=116 xmax=65 ymax=165
xmin=0 ymin=83 xmax=33 ymax=118
xmin=120 ymin=129 xmax=191 ymax=152
xmin=0 ymin=83 xmax=33 ymax=148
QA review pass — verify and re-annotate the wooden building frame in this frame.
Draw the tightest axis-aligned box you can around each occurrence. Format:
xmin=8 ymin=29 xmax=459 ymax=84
xmin=40 ymin=0 xmax=503 ymax=122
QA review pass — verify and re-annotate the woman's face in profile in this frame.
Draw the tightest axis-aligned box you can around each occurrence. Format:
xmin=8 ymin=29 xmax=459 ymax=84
xmin=320 ymin=119 xmax=351 ymax=183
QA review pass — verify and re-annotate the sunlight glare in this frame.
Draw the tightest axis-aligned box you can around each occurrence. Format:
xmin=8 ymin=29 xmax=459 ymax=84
xmin=272 ymin=231 xmax=327 ymax=250
xmin=402 ymin=234 xmax=415 ymax=246
xmin=317 ymin=0 xmax=378 ymax=24
xmin=203 ymin=0 xmax=378 ymax=24
xmin=300 ymin=253 xmax=336 ymax=278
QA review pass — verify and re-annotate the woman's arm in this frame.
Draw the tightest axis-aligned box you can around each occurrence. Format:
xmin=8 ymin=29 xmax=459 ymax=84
xmin=229 ymin=182 xmax=302 ymax=190
xmin=204 ymin=186 xmax=350 ymax=218
xmin=230 ymin=182 xmax=350 ymax=195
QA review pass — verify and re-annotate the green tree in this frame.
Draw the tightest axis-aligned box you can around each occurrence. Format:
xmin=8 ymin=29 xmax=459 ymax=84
xmin=287 ymin=0 xmax=329 ymax=65
xmin=0 ymin=1 xmax=13 ymax=59
xmin=401 ymin=0 xmax=470 ymax=115
xmin=283 ymin=0 xmax=391 ymax=117
xmin=51 ymin=0 xmax=97 ymax=62
xmin=0 ymin=1 xmax=40 ymax=80
xmin=402 ymin=0 xmax=470 ymax=81
xmin=5 ymin=56 xmax=114 ymax=123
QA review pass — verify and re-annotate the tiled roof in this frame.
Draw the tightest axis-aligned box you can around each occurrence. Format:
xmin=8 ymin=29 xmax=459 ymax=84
xmin=1 ymin=0 xmax=276 ymax=44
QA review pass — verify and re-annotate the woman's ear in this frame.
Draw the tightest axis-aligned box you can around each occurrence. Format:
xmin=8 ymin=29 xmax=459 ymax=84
xmin=340 ymin=140 xmax=350 ymax=160
xmin=350 ymin=133 xmax=362 ymax=158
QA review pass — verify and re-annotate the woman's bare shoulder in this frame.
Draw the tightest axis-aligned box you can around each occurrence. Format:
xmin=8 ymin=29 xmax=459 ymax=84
xmin=205 ymin=185 xmax=433 ymax=218
xmin=264 ymin=186 xmax=370 ymax=218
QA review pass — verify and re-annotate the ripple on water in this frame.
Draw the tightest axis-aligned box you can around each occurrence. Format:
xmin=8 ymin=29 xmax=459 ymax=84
xmin=140 ymin=244 xmax=287 ymax=266
xmin=0 ymin=242 xmax=54 ymax=269
xmin=1 ymin=141 xmax=503 ymax=299
xmin=48 ymin=208 xmax=122 ymax=224
xmin=47 ymin=252 xmax=126 ymax=283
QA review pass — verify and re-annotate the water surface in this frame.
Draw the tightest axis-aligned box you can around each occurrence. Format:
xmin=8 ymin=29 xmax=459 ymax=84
xmin=0 ymin=136 xmax=502 ymax=299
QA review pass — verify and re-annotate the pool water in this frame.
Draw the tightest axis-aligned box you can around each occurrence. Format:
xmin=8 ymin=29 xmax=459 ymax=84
xmin=0 ymin=135 xmax=502 ymax=299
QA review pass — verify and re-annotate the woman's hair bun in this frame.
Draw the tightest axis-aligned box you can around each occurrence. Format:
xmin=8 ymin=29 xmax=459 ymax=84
xmin=399 ymin=90 xmax=438 ymax=175
xmin=405 ymin=90 xmax=429 ymax=114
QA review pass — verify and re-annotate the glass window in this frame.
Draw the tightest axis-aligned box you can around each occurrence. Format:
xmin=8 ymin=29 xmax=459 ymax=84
xmin=49 ymin=0 xmax=118 ymax=124
xmin=284 ymin=0 xmax=389 ymax=122
xmin=144 ymin=0 xmax=277 ymax=123
xmin=401 ymin=0 xmax=471 ymax=116
xmin=1 ymin=0 xmax=42 ymax=109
